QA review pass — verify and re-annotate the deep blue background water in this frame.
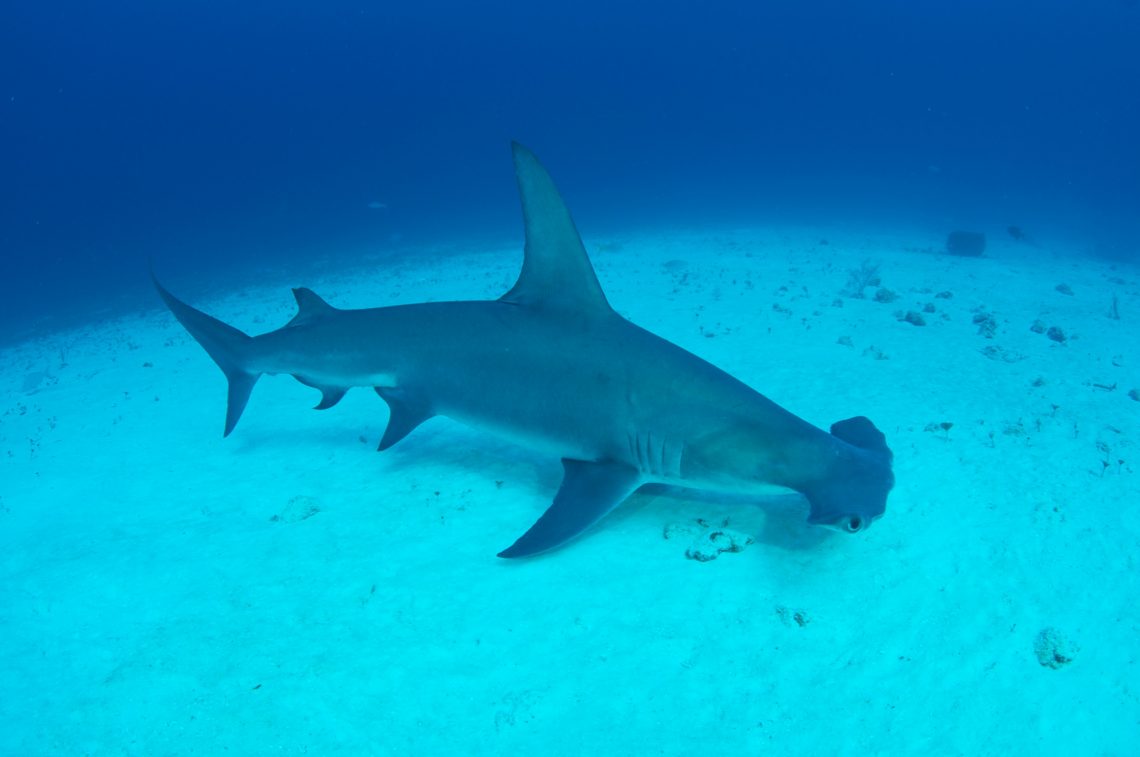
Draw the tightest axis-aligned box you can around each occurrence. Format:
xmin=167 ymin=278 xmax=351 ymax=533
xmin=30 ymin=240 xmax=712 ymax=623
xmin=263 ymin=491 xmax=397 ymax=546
xmin=2 ymin=0 xmax=1138 ymax=340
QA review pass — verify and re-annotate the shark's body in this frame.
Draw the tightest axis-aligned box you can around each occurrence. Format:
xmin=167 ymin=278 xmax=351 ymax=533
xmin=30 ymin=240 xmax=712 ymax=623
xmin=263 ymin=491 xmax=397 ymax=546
xmin=156 ymin=143 xmax=894 ymax=557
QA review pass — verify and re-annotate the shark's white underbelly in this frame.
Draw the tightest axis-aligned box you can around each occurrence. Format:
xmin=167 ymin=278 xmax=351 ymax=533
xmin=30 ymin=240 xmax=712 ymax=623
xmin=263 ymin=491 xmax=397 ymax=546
xmin=442 ymin=407 xmax=601 ymax=464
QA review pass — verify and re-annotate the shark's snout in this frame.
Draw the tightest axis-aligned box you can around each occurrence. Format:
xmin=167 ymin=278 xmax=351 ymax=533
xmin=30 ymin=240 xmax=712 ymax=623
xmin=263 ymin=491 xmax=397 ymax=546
xmin=801 ymin=416 xmax=894 ymax=536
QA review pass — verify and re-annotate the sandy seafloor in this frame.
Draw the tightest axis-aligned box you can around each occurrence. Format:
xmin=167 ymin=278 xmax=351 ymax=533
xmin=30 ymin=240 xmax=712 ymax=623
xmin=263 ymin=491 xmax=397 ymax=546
xmin=2 ymin=226 xmax=1137 ymax=755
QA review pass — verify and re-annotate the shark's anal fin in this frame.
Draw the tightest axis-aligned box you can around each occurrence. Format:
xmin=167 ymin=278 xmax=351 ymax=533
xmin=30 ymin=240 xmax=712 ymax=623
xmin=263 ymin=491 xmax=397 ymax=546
xmin=293 ymin=376 xmax=348 ymax=410
xmin=314 ymin=388 xmax=347 ymax=409
xmin=498 ymin=459 xmax=641 ymax=558
xmin=375 ymin=387 xmax=434 ymax=451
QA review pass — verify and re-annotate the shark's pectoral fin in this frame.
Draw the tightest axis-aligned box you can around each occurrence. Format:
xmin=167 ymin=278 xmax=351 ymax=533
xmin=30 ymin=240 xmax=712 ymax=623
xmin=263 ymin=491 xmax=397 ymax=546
xmin=375 ymin=387 xmax=434 ymax=451
xmin=498 ymin=458 xmax=641 ymax=558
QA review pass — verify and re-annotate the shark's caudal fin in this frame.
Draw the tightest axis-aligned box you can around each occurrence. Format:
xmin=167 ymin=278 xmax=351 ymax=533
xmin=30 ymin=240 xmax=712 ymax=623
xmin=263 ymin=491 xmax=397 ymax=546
xmin=152 ymin=277 xmax=260 ymax=437
xmin=500 ymin=142 xmax=613 ymax=317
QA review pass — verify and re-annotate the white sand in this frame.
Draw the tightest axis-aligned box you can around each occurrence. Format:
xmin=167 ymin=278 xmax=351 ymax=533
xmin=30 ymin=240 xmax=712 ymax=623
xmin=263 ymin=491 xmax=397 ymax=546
xmin=2 ymin=227 xmax=1137 ymax=754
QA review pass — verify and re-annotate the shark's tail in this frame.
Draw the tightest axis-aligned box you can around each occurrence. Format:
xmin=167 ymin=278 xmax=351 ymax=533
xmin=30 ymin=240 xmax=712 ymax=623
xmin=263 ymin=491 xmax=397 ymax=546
xmin=153 ymin=276 xmax=260 ymax=437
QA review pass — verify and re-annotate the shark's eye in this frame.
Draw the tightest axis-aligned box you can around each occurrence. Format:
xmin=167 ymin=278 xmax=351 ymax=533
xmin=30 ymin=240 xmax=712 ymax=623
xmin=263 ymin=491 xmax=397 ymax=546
xmin=845 ymin=516 xmax=862 ymax=533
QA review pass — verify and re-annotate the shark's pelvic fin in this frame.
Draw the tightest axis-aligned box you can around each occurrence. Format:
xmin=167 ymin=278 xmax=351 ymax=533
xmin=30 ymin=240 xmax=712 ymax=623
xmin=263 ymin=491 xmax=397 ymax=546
xmin=499 ymin=142 xmax=612 ymax=317
xmin=152 ymin=276 xmax=260 ymax=437
xmin=288 ymin=287 xmax=337 ymax=327
xmin=375 ymin=387 xmax=435 ymax=451
xmin=498 ymin=458 xmax=641 ymax=558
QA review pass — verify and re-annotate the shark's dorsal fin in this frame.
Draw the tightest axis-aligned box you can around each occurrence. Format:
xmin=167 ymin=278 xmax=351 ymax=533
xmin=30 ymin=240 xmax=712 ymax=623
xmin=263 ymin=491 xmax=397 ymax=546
xmin=288 ymin=288 xmax=336 ymax=327
xmin=500 ymin=142 xmax=612 ymax=316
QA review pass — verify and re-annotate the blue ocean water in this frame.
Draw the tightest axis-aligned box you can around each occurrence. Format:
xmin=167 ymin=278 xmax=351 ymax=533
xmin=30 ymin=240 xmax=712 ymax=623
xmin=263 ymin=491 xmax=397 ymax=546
xmin=2 ymin=0 xmax=1137 ymax=339
xmin=3 ymin=3 xmax=1140 ymax=753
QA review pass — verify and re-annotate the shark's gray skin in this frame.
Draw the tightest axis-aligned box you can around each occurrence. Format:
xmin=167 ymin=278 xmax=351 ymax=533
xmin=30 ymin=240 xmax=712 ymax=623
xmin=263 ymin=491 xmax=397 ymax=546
xmin=155 ymin=142 xmax=894 ymax=558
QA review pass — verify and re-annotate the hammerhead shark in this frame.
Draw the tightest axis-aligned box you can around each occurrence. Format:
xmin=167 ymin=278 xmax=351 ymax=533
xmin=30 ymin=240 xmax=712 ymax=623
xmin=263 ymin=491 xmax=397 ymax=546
xmin=155 ymin=142 xmax=894 ymax=557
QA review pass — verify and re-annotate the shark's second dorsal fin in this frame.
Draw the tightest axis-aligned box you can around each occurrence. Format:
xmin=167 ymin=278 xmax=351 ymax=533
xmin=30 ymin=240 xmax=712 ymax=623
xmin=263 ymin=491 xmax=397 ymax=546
xmin=288 ymin=288 xmax=336 ymax=327
xmin=500 ymin=142 xmax=612 ymax=317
